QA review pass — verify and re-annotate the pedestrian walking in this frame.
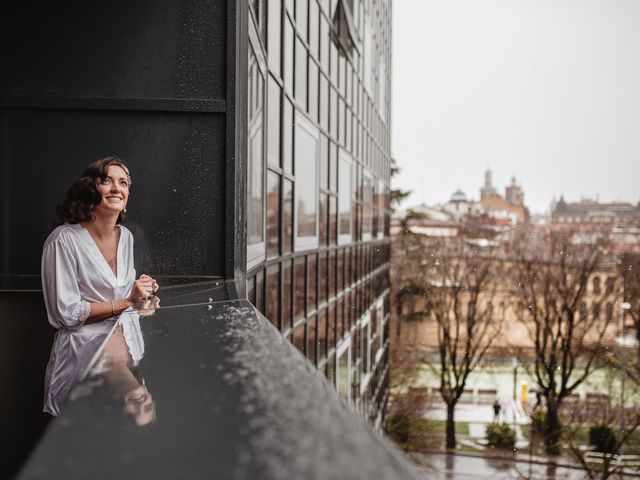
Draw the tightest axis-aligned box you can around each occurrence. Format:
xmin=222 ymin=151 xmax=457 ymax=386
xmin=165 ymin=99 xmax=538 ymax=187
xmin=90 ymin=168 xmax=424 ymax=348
xmin=493 ymin=399 xmax=501 ymax=422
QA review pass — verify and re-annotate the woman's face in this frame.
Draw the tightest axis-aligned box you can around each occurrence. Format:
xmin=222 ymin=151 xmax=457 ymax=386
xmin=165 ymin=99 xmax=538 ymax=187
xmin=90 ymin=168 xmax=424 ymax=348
xmin=94 ymin=165 xmax=130 ymax=218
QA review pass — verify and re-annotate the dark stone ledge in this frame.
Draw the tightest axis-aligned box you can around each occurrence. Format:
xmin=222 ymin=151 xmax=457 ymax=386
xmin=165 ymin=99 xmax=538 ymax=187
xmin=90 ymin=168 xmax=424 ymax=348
xmin=16 ymin=288 xmax=420 ymax=480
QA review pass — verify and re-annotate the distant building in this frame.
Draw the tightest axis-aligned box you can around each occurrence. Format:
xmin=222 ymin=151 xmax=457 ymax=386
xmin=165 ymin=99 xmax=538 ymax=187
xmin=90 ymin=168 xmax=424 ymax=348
xmin=442 ymin=189 xmax=481 ymax=221
xmin=478 ymin=169 xmax=527 ymax=224
xmin=551 ymin=197 xmax=640 ymax=252
xmin=505 ymin=176 xmax=524 ymax=206
xmin=552 ymin=197 xmax=640 ymax=228
xmin=390 ymin=203 xmax=459 ymax=238
xmin=393 ymin=171 xmax=528 ymax=240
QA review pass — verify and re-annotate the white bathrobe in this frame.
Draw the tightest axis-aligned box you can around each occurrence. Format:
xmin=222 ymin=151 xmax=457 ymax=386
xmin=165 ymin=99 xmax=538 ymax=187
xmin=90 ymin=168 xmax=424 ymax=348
xmin=41 ymin=223 xmax=139 ymax=415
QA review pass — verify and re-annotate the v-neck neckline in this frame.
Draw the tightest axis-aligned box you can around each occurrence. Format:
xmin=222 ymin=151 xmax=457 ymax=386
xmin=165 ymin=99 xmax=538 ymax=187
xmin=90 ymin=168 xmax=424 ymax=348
xmin=77 ymin=224 xmax=123 ymax=280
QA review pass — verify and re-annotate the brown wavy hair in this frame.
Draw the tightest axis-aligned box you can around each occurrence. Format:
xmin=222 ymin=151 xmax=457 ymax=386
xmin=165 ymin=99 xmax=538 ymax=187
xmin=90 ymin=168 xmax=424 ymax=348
xmin=55 ymin=156 xmax=132 ymax=225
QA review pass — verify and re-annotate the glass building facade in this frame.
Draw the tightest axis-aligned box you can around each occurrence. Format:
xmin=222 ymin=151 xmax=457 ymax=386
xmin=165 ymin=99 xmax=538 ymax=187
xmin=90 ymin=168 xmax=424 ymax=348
xmin=245 ymin=0 xmax=393 ymax=425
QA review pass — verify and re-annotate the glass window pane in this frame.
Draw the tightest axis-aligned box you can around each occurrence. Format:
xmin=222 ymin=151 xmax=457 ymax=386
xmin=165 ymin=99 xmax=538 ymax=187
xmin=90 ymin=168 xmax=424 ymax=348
xmin=338 ymin=97 xmax=345 ymax=144
xmin=326 ymin=353 xmax=335 ymax=387
xmin=372 ymin=181 xmax=378 ymax=237
xmin=309 ymin=0 xmax=319 ymax=59
xmin=329 ymin=250 xmax=336 ymax=298
xmin=283 ymin=100 xmax=293 ymax=174
xmin=327 ymin=302 xmax=338 ymax=350
xmin=329 ymin=141 xmax=337 ymax=192
xmin=308 ymin=60 xmax=318 ymax=121
xmin=336 ymin=297 xmax=344 ymax=340
xmin=319 ymin=251 xmax=328 ymax=304
xmin=283 ymin=179 xmax=294 ymax=253
xmin=318 ymin=310 xmax=328 ymax=362
xmin=294 ymin=256 xmax=306 ymax=320
xmin=328 ymin=302 xmax=336 ymax=350
xmin=345 ymin=62 xmax=352 ymax=104
xmin=294 ymin=116 xmax=319 ymax=249
xmin=307 ymin=315 xmax=317 ymax=365
xmin=319 ymin=74 xmax=329 ymax=131
xmin=256 ymin=270 xmax=265 ymax=314
xmin=284 ymin=18 xmax=294 ymax=93
xmin=330 ymin=41 xmax=338 ymax=84
xmin=320 ymin=16 xmax=330 ymax=72
xmin=362 ymin=318 xmax=370 ymax=374
xmin=267 ymin=76 xmax=281 ymax=167
xmin=337 ymin=248 xmax=344 ymax=293
xmin=267 ymin=0 xmax=282 ymax=75
xmin=344 ymin=247 xmax=351 ymax=288
xmin=344 ymin=289 xmax=351 ymax=331
xmin=247 ymin=275 xmax=256 ymax=305
xmin=329 ymin=87 xmax=337 ymax=138
xmin=329 ymin=195 xmax=337 ymax=245
xmin=283 ymin=259 xmax=293 ymax=331
xmin=345 ymin=108 xmax=352 ymax=152
xmin=266 ymin=264 xmax=280 ymax=328
xmin=266 ymin=171 xmax=280 ymax=257
xmin=293 ymin=322 xmax=306 ymax=354
xmin=247 ymin=47 xmax=265 ymax=250
xmin=338 ymin=151 xmax=352 ymax=241
xmin=351 ymin=330 xmax=359 ymax=396
xmin=308 ymin=253 xmax=317 ymax=312
xmin=337 ymin=342 xmax=350 ymax=398
xmin=294 ymin=38 xmax=308 ymax=108
xmin=362 ymin=173 xmax=372 ymax=239
xmin=338 ymin=55 xmax=345 ymax=95
xmin=319 ymin=193 xmax=328 ymax=246
xmin=295 ymin=0 xmax=308 ymax=41
xmin=320 ymin=134 xmax=328 ymax=190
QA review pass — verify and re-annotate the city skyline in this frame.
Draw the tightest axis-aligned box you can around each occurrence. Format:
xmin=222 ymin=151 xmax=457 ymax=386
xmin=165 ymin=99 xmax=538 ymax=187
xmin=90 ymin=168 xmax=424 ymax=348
xmin=392 ymin=0 xmax=640 ymax=214
xmin=398 ymin=167 xmax=639 ymax=214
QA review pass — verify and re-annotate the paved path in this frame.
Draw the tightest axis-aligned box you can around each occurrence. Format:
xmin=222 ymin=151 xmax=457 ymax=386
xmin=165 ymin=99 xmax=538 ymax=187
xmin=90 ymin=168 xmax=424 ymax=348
xmin=424 ymin=400 xmax=529 ymax=425
xmin=425 ymin=400 xmax=529 ymax=439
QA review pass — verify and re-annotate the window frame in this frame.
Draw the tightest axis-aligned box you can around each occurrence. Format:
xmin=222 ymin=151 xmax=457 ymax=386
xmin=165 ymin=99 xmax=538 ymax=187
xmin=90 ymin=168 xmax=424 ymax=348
xmin=293 ymin=113 xmax=321 ymax=251
xmin=246 ymin=34 xmax=268 ymax=269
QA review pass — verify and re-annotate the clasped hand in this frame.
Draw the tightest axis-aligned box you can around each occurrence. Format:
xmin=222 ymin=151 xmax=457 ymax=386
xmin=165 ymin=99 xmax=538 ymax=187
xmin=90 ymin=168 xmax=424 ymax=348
xmin=128 ymin=274 xmax=159 ymax=305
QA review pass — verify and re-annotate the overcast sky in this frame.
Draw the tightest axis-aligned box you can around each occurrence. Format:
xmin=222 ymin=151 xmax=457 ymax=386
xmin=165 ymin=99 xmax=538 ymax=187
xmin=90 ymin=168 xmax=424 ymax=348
xmin=391 ymin=0 xmax=640 ymax=215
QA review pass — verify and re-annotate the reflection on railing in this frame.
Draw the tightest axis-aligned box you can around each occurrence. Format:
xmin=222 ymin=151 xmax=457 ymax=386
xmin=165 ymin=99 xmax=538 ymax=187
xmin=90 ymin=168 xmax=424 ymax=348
xmin=46 ymin=299 xmax=159 ymax=423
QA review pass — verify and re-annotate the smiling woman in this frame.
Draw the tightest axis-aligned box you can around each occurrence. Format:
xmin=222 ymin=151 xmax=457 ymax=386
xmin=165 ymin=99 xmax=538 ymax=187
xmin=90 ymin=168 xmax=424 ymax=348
xmin=41 ymin=156 xmax=159 ymax=416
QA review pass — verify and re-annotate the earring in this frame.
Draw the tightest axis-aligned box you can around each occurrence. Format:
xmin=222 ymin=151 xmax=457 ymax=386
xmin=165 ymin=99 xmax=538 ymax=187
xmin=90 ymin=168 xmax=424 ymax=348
xmin=124 ymin=208 xmax=127 ymax=213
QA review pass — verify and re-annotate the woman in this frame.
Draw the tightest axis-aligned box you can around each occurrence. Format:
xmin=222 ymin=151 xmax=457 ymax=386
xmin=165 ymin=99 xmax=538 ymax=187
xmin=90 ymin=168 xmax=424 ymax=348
xmin=41 ymin=156 xmax=158 ymax=416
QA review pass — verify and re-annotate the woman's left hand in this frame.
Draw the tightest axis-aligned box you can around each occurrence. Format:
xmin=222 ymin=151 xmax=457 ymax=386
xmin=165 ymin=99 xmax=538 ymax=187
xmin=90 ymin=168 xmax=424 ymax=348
xmin=137 ymin=295 xmax=160 ymax=317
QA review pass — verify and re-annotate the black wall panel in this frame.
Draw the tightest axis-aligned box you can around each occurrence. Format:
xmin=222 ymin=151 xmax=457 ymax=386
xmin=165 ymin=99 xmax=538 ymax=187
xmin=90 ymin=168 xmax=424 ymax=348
xmin=0 ymin=292 xmax=54 ymax=478
xmin=1 ymin=1 xmax=226 ymax=100
xmin=2 ymin=110 xmax=226 ymax=278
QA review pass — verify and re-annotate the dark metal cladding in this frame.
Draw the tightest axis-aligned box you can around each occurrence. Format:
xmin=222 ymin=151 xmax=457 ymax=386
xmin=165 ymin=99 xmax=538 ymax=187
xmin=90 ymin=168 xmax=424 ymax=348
xmin=0 ymin=0 xmax=245 ymax=474
xmin=17 ymin=295 xmax=420 ymax=480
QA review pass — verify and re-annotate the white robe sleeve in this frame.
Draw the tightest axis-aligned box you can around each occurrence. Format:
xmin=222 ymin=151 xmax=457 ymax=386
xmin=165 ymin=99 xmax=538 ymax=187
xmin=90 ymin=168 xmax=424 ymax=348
xmin=41 ymin=238 xmax=91 ymax=330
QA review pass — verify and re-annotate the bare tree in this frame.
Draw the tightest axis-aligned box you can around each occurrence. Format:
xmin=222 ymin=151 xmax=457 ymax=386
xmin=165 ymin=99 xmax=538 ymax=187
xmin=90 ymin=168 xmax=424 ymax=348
xmin=566 ymin=409 xmax=640 ymax=480
xmin=511 ymin=227 xmax=619 ymax=455
xmin=620 ymin=253 xmax=640 ymax=366
xmin=423 ymin=238 xmax=502 ymax=449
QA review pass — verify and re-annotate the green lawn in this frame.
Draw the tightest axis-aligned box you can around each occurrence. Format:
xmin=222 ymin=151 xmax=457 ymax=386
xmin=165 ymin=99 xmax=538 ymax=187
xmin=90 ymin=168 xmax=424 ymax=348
xmin=387 ymin=416 xmax=471 ymax=451
xmin=418 ymin=419 xmax=470 ymax=435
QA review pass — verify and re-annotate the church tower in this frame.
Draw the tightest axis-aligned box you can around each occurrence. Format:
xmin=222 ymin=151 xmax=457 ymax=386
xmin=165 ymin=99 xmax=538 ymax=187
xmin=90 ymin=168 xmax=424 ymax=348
xmin=480 ymin=168 xmax=497 ymax=200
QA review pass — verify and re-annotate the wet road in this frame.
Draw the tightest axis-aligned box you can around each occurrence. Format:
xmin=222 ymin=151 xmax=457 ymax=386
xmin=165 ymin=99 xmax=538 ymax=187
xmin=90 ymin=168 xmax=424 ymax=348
xmin=411 ymin=452 xmax=596 ymax=479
